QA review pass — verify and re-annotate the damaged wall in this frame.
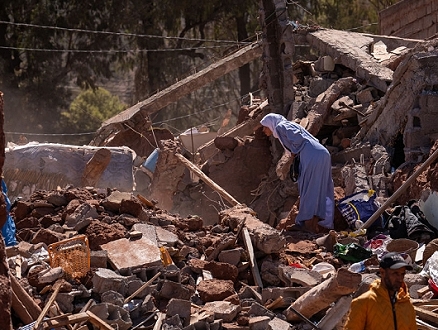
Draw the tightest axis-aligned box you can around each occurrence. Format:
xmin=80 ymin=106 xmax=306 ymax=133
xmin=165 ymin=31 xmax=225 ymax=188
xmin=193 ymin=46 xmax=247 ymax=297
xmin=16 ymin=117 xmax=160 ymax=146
xmin=360 ymin=39 xmax=438 ymax=162
xmin=379 ymin=0 xmax=438 ymax=39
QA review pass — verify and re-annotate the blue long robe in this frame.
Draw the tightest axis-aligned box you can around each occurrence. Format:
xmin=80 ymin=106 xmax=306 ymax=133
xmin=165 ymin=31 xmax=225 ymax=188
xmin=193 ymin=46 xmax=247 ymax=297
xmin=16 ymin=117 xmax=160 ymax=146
xmin=260 ymin=114 xmax=334 ymax=228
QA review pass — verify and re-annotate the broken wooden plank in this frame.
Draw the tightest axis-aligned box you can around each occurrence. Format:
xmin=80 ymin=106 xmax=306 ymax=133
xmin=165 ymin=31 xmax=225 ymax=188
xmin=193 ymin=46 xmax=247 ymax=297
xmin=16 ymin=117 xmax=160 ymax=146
xmin=43 ymin=313 xmax=89 ymax=328
xmin=415 ymin=306 xmax=438 ymax=327
xmin=265 ymin=296 xmax=287 ymax=310
xmin=304 ymin=77 xmax=357 ymax=136
xmin=317 ymin=295 xmax=352 ymax=330
xmin=10 ymin=274 xmax=42 ymax=322
xmin=11 ymin=289 xmax=33 ymax=325
xmin=175 ymin=153 xmax=241 ymax=206
xmin=33 ymin=281 xmax=62 ymax=330
xmin=72 ymin=299 xmax=95 ymax=330
xmin=242 ymin=227 xmax=263 ymax=289
xmin=86 ymin=311 xmax=115 ymax=330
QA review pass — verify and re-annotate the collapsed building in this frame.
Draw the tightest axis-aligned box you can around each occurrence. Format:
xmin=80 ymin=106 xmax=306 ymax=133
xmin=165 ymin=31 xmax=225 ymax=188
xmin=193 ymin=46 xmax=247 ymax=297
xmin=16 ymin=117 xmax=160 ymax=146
xmin=2 ymin=0 xmax=438 ymax=329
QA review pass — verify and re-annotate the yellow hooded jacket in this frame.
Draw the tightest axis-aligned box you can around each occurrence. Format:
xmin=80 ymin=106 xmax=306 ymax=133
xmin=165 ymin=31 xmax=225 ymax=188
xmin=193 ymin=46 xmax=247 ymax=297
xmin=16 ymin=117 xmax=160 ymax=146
xmin=344 ymin=279 xmax=416 ymax=330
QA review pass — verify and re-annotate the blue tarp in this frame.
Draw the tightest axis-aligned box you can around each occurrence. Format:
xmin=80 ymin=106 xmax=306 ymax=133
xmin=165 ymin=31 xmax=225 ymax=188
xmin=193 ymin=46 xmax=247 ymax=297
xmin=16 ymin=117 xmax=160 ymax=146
xmin=1 ymin=179 xmax=17 ymax=246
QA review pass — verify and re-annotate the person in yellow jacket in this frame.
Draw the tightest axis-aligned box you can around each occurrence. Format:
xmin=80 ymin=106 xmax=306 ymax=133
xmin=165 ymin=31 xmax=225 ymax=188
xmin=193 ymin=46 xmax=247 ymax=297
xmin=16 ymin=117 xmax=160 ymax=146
xmin=344 ymin=252 xmax=417 ymax=330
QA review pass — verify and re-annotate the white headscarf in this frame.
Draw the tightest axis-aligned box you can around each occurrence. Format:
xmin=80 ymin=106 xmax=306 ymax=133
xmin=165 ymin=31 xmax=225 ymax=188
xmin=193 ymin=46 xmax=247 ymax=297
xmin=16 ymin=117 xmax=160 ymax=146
xmin=259 ymin=113 xmax=287 ymax=139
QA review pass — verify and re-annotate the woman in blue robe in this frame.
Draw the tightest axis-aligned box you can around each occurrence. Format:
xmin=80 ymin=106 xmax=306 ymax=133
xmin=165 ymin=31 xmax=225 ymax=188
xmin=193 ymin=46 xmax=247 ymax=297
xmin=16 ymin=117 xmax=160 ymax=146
xmin=260 ymin=113 xmax=334 ymax=232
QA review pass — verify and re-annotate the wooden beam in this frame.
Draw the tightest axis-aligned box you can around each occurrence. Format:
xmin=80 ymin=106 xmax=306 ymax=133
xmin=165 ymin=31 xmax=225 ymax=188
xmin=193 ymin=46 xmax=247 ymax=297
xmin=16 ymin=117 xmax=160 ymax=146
xmin=242 ymin=227 xmax=263 ymax=289
xmin=175 ymin=153 xmax=241 ymax=206
xmin=10 ymin=274 xmax=41 ymax=322
xmin=361 ymin=146 xmax=438 ymax=229
xmin=415 ymin=306 xmax=438 ymax=327
xmin=11 ymin=289 xmax=33 ymax=325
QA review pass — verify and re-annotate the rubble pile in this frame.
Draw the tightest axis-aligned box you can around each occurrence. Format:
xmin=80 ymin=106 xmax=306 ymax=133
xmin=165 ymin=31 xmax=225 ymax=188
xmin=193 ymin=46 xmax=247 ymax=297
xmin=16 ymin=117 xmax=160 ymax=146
xmin=5 ymin=184 xmax=438 ymax=329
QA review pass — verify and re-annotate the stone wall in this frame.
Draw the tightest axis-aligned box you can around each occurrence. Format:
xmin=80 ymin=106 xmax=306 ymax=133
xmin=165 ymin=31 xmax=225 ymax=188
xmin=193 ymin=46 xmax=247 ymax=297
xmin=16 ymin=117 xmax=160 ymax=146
xmin=379 ymin=0 xmax=438 ymax=39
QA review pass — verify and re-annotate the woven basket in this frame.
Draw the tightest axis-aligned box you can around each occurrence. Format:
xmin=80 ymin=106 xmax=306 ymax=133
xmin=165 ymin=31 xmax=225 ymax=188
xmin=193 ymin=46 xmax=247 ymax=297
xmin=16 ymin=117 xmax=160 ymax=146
xmin=386 ymin=238 xmax=419 ymax=262
xmin=423 ymin=238 xmax=438 ymax=265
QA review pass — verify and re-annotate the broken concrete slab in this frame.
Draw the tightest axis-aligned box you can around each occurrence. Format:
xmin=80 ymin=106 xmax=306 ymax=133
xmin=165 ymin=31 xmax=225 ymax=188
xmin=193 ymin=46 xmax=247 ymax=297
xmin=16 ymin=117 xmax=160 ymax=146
xmin=306 ymin=29 xmax=396 ymax=92
xmin=278 ymin=265 xmax=323 ymax=287
xmin=203 ymin=301 xmax=241 ymax=323
xmin=100 ymin=237 xmax=162 ymax=272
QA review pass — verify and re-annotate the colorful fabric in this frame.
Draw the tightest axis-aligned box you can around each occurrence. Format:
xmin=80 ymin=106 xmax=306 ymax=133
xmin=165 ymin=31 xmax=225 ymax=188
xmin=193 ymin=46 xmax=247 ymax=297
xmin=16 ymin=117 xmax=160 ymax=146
xmin=344 ymin=279 xmax=417 ymax=330
xmin=260 ymin=114 xmax=334 ymax=228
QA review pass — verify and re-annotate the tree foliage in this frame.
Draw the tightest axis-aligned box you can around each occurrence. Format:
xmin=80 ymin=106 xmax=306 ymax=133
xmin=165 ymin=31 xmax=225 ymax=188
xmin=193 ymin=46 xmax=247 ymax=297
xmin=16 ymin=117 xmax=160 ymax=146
xmin=62 ymin=87 xmax=125 ymax=132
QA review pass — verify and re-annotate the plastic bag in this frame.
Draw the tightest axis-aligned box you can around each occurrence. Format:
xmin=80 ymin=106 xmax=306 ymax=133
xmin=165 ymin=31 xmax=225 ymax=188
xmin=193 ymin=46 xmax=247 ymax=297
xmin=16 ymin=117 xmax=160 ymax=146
xmin=1 ymin=179 xmax=17 ymax=246
xmin=333 ymin=242 xmax=373 ymax=263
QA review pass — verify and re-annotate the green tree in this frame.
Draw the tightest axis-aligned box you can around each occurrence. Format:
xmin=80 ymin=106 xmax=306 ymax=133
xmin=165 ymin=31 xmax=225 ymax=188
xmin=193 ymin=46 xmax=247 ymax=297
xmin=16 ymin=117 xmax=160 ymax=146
xmin=61 ymin=87 xmax=125 ymax=144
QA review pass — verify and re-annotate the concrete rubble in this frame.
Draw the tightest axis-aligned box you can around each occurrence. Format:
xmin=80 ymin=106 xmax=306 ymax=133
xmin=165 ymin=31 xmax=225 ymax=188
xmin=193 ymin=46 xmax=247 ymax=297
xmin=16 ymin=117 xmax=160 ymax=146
xmin=3 ymin=12 xmax=438 ymax=330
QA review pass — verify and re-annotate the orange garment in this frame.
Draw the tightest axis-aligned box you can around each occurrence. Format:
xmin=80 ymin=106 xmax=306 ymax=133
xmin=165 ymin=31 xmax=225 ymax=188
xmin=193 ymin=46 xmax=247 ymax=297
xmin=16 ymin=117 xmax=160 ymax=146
xmin=344 ymin=279 xmax=416 ymax=330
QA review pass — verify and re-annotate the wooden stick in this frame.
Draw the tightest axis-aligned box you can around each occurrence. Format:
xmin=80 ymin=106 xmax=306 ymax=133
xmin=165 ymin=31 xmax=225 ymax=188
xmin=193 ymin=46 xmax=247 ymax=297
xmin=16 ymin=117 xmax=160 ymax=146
xmin=86 ymin=311 xmax=115 ymax=330
xmin=123 ymin=272 xmax=161 ymax=304
xmin=72 ymin=299 xmax=95 ymax=330
xmin=175 ymin=153 xmax=241 ymax=206
xmin=33 ymin=281 xmax=62 ymax=330
xmin=361 ymin=146 xmax=438 ymax=229
xmin=11 ymin=289 xmax=33 ymax=325
xmin=43 ymin=313 xmax=89 ymax=328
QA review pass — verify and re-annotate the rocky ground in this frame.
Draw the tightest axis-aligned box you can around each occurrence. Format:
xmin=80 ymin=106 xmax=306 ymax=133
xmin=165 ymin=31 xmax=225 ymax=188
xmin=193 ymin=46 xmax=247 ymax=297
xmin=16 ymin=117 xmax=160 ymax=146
xmin=3 ymin=180 xmax=438 ymax=329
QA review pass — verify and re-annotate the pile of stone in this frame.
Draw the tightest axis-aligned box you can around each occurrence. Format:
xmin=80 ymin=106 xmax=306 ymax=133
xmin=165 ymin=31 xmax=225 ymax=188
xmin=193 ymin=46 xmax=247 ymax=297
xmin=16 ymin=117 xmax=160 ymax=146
xmin=5 ymin=185 xmax=435 ymax=330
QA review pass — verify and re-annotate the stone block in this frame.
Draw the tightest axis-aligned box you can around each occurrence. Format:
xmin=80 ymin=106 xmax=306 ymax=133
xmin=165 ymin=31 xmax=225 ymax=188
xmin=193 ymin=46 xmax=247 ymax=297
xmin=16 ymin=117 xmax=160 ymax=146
xmin=156 ymin=226 xmax=179 ymax=246
xmin=268 ymin=317 xmax=293 ymax=330
xmin=89 ymin=303 xmax=132 ymax=330
xmin=163 ymin=314 xmax=183 ymax=328
xmin=90 ymin=250 xmax=108 ymax=268
xmin=356 ymin=88 xmax=374 ymax=105
xmin=278 ymin=265 xmax=322 ymax=287
xmin=166 ymin=298 xmax=191 ymax=319
xmin=64 ymin=203 xmax=98 ymax=228
xmin=204 ymin=301 xmax=241 ymax=323
xmin=92 ymin=268 xmax=127 ymax=296
xmin=218 ymin=248 xmax=242 ymax=266
xmin=159 ymin=280 xmax=194 ymax=300
xmin=248 ymin=316 xmax=270 ymax=330
xmin=261 ymin=287 xmax=308 ymax=305
xmin=127 ymin=278 xmax=150 ymax=299
xmin=131 ymin=223 xmax=158 ymax=245
xmin=101 ymin=290 xmax=124 ymax=306
xmin=248 ymin=302 xmax=275 ymax=319
xmin=314 ymin=55 xmax=335 ymax=72
xmin=56 ymin=292 xmax=75 ymax=313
